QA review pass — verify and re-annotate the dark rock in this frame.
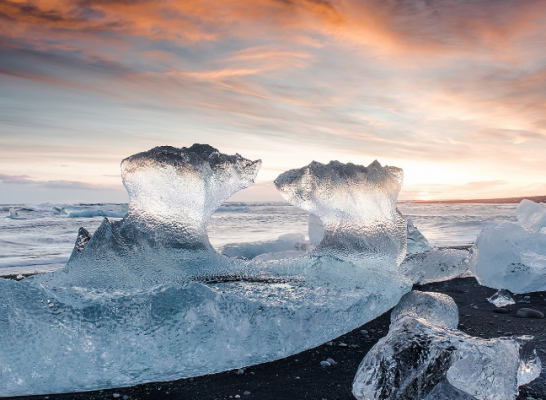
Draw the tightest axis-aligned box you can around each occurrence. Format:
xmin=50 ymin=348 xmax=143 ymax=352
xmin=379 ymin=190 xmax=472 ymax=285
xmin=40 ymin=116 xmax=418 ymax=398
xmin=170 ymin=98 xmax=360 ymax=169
xmin=516 ymin=308 xmax=545 ymax=319
xmin=493 ymin=308 xmax=510 ymax=314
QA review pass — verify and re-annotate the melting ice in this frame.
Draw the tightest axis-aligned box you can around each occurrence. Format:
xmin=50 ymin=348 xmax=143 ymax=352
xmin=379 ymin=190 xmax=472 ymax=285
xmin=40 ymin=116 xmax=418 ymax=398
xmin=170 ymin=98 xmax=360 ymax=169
xmin=0 ymin=145 xmax=411 ymax=396
xmin=353 ymin=291 xmax=541 ymax=400
xmin=470 ymin=199 xmax=546 ymax=293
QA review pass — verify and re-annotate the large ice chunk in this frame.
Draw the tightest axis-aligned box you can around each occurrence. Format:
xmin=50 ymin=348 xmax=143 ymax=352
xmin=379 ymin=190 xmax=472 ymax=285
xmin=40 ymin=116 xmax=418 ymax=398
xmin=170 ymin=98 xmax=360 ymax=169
xmin=353 ymin=291 xmax=541 ymax=400
xmin=0 ymin=147 xmax=411 ymax=396
xmin=470 ymin=222 xmax=546 ymax=293
xmin=277 ymin=160 xmax=405 ymax=264
xmin=517 ymin=199 xmax=546 ymax=232
xmin=221 ymin=233 xmax=308 ymax=259
xmin=400 ymin=248 xmax=470 ymax=284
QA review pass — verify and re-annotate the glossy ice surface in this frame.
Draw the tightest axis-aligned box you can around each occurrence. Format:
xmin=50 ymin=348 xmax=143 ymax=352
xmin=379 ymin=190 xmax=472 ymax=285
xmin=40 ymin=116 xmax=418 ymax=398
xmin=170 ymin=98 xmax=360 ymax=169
xmin=0 ymin=146 xmax=410 ymax=396
xmin=353 ymin=291 xmax=541 ymax=400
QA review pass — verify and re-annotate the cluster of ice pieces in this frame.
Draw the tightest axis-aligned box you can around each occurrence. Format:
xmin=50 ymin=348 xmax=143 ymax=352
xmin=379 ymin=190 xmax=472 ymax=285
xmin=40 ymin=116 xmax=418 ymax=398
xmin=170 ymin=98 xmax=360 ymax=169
xmin=470 ymin=199 xmax=546 ymax=293
xmin=220 ymin=233 xmax=309 ymax=260
xmin=0 ymin=145 xmax=411 ymax=396
xmin=353 ymin=291 xmax=541 ymax=400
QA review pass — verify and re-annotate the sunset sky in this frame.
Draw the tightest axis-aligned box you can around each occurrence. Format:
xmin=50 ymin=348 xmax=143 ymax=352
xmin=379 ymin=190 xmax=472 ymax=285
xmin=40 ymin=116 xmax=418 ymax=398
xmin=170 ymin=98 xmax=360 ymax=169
xmin=1 ymin=0 xmax=546 ymax=203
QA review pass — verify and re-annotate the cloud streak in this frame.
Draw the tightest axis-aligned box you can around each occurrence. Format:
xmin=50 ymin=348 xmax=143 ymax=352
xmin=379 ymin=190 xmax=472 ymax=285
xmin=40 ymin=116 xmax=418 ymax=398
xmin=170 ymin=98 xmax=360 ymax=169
xmin=1 ymin=0 xmax=546 ymax=202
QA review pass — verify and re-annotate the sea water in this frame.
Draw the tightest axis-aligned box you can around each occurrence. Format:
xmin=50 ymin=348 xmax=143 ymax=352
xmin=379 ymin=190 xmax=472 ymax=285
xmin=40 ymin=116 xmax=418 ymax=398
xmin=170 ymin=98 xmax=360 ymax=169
xmin=0 ymin=202 xmax=517 ymax=276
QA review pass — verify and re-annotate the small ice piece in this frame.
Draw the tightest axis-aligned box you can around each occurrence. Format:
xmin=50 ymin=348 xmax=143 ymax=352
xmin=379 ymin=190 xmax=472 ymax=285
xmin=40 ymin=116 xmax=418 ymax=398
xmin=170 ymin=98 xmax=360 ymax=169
xmin=470 ymin=222 xmax=546 ymax=293
xmin=406 ymin=219 xmax=432 ymax=254
xmin=277 ymin=160 xmax=405 ymax=263
xmin=67 ymin=227 xmax=92 ymax=262
xmin=64 ymin=206 xmax=128 ymax=218
xmin=8 ymin=207 xmax=18 ymax=218
xmin=400 ymin=248 xmax=470 ymax=285
xmin=390 ymin=291 xmax=458 ymax=329
xmin=221 ymin=233 xmax=308 ymax=260
xmin=353 ymin=293 xmax=542 ymax=400
xmin=517 ymin=199 xmax=546 ymax=232
xmin=487 ymin=289 xmax=516 ymax=307
xmin=51 ymin=206 xmax=63 ymax=215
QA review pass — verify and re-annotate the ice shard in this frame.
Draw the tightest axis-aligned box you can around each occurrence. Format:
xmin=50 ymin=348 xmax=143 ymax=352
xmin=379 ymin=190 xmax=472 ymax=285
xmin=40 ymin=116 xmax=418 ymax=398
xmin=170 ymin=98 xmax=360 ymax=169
xmin=487 ymin=289 xmax=516 ymax=307
xmin=0 ymin=148 xmax=410 ymax=396
xmin=353 ymin=291 xmax=541 ymax=400
xmin=406 ymin=219 xmax=432 ymax=253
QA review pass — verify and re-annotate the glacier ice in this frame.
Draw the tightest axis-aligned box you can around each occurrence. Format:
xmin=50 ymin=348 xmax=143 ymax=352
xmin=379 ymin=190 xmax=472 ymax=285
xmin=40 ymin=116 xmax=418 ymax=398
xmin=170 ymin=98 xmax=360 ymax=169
xmin=221 ymin=233 xmax=309 ymax=260
xmin=400 ymin=248 xmax=470 ymax=285
xmin=309 ymin=211 xmax=430 ymax=259
xmin=406 ymin=219 xmax=432 ymax=253
xmin=487 ymin=289 xmax=516 ymax=307
xmin=517 ymin=199 xmax=546 ymax=232
xmin=0 ymin=146 xmax=410 ymax=396
xmin=470 ymin=220 xmax=546 ymax=293
xmin=279 ymin=160 xmax=407 ymax=264
xmin=353 ymin=291 xmax=541 ymax=400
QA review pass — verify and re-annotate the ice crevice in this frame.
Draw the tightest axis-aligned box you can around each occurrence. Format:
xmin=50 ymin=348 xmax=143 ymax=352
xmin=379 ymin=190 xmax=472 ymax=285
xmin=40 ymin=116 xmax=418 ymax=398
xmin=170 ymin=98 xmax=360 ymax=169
xmin=0 ymin=144 xmax=411 ymax=396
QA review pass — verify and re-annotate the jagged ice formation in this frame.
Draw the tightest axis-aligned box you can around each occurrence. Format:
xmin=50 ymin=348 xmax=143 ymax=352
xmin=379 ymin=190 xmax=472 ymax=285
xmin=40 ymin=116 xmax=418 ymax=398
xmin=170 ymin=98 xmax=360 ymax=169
xmin=0 ymin=146 xmax=410 ymax=396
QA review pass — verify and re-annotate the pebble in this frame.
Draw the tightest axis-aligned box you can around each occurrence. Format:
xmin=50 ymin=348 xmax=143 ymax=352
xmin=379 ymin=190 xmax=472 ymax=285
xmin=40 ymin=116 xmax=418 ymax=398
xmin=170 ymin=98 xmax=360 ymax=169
xmin=325 ymin=341 xmax=333 ymax=346
xmin=295 ymin=376 xmax=300 ymax=380
xmin=235 ymin=395 xmax=241 ymax=399
xmin=244 ymin=391 xmax=251 ymax=396
xmin=113 ymin=394 xmax=120 ymax=399
xmin=235 ymin=368 xmax=245 ymax=375
xmin=516 ymin=308 xmax=545 ymax=319
xmin=360 ymin=330 xmax=368 ymax=335
xmin=493 ymin=308 xmax=510 ymax=314
xmin=326 ymin=357 xmax=337 ymax=366
xmin=320 ymin=361 xmax=331 ymax=368
xmin=338 ymin=342 xmax=348 ymax=347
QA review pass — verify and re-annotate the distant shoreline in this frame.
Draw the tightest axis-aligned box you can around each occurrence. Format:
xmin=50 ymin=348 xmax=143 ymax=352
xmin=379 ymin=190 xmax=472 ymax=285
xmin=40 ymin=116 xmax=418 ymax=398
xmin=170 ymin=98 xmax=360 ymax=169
xmin=410 ymin=195 xmax=546 ymax=204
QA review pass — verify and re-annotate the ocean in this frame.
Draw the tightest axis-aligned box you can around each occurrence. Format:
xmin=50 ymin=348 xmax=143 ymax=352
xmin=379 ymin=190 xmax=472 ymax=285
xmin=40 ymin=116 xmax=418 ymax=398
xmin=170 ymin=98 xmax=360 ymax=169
xmin=0 ymin=202 xmax=518 ymax=276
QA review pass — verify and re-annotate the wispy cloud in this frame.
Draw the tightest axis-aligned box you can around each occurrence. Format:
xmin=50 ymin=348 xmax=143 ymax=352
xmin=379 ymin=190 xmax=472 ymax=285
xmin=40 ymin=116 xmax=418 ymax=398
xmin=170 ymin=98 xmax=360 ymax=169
xmin=1 ymin=0 xmax=546 ymax=202
xmin=0 ymin=173 xmax=116 ymax=190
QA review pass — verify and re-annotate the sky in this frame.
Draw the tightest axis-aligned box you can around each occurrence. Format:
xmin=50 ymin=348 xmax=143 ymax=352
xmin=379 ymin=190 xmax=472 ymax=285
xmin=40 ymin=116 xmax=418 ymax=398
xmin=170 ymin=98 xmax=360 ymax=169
xmin=1 ymin=0 xmax=546 ymax=204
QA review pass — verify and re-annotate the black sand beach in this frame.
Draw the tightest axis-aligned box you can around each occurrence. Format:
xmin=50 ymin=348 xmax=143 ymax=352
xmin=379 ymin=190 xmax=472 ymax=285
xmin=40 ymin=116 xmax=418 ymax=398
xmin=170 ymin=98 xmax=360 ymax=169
xmin=6 ymin=277 xmax=545 ymax=400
